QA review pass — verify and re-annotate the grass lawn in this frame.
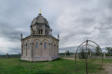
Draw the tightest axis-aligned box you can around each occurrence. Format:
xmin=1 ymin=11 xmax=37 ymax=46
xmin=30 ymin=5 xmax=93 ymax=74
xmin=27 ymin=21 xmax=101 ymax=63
xmin=0 ymin=58 xmax=112 ymax=74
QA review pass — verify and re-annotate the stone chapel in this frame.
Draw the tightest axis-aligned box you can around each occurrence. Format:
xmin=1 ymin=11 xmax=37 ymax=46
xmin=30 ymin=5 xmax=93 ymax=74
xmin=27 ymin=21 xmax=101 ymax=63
xmin=21 ymin=12 xmax=59 ymax=61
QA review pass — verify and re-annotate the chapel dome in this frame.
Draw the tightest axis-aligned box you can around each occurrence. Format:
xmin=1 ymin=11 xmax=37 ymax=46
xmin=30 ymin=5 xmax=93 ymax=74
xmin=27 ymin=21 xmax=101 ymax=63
xmin=31 ymin=13 xmax=49 ymax=26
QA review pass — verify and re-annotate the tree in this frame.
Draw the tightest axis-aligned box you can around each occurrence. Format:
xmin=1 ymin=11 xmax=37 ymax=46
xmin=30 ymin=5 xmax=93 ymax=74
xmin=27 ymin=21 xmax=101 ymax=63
xmin=79 ymin=49 xmax=88 ymax=59
xmin=65 ymin=50 xmax=70 ymax=56
xmin=6 ymin=53 xmax=9 ymax=58
xmin=96 ymin=46 xmax=101 ymax=56
xmin=80 ymin=49 xmax=86 ymax=59
xmin=106 ymin=47 xmax=112 ymax=56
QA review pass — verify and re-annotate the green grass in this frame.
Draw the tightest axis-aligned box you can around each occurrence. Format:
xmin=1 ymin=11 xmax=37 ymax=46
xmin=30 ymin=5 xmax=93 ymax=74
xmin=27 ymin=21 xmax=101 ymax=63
xmin=0 ymin=58 xmax=111 ymax=74
xmin=103 ymin=58 xmax=112 ymax=63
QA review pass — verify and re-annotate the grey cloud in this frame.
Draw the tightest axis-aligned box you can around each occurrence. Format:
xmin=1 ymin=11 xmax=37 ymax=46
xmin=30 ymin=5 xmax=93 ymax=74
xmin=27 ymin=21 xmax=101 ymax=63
xmin=55 ymin=0 xmax=112 ymax=48
xmin=8 ymin=48 xmax=21 ymax=54
xmin=0 ymin=22 xmax=21 ymax=41
xmin=0 ymin=0 xmax=112 ymax=54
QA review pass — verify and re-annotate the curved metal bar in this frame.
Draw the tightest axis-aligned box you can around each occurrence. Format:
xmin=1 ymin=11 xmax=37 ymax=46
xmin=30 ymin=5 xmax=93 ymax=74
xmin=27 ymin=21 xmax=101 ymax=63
xmin=75 ymin=40 xmax=103 ymax=65
xmin=89 ymin=40 xmax=103 ymax=66
xmin=88 ymin=40 xmax=101 ymax=48
xmin=83 ymin=43 xmax=96 ymax=48
xmin=75 ymin=41 xmax=86 ymax=63
xmin=74 ymin=40 xmax=103 ymax=74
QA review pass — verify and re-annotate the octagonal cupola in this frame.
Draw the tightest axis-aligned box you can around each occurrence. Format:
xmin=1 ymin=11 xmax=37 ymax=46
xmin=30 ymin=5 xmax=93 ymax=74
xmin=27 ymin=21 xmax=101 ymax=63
xmin=30 ymin=13 xmax=52 ymax=35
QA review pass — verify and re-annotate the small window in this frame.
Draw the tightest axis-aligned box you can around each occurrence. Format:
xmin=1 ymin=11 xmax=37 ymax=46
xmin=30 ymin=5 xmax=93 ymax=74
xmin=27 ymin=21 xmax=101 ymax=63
xmin=40 ymin=29 xmax=43 ymax=34
xmin=38 ymin=29 xmax=43 ymax=34
xmin=35 ymin=42 xmax=38 ymax=48
xmin=44 ymin=42 xmax=47 ymax=48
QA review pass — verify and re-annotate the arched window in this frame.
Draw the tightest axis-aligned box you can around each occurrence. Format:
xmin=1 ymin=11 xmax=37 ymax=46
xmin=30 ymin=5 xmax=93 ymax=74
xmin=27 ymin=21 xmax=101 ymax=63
xmin=35 ymin=41 xmax=38 ymax=48
xmin=44 ymin=42 xmax=47 ymax=48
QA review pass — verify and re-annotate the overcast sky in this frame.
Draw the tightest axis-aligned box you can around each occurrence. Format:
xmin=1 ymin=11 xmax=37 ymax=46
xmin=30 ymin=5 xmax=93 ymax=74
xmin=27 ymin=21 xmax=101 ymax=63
xmin=0 ymin=0 xmax=112 ymax=54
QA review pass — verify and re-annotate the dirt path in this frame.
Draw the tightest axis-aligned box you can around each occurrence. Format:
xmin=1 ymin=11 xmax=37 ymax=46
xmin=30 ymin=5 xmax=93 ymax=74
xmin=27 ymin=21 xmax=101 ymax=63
xmin=63 ymin=57 xmax=74 ymax=60
xmin=103 ymin=64 xmax=112 ymax=74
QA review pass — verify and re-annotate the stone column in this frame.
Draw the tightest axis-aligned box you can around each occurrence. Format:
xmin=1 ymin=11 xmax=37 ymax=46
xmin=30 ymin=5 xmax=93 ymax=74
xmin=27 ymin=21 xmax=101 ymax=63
xmin=43 ymin=25 xmax=45 ymax=35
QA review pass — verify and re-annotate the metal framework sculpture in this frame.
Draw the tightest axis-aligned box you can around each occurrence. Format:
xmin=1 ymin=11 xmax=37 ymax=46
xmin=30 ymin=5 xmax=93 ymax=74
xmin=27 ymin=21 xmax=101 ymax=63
xmin=75 ymin=40 xmax=103 ymax=74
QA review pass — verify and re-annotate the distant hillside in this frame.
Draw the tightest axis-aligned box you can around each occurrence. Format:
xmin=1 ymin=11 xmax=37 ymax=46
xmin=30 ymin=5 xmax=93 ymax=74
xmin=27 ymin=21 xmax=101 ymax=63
xmin=59 ymin=46 xmax=77 ymax=53
xmin=59 ymin=46 xmax=107 ymax=53
xmin=0 ymin=48 xmax=20 ymax=55
xmin=0 ymin=47 xmax=107 ymax=55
